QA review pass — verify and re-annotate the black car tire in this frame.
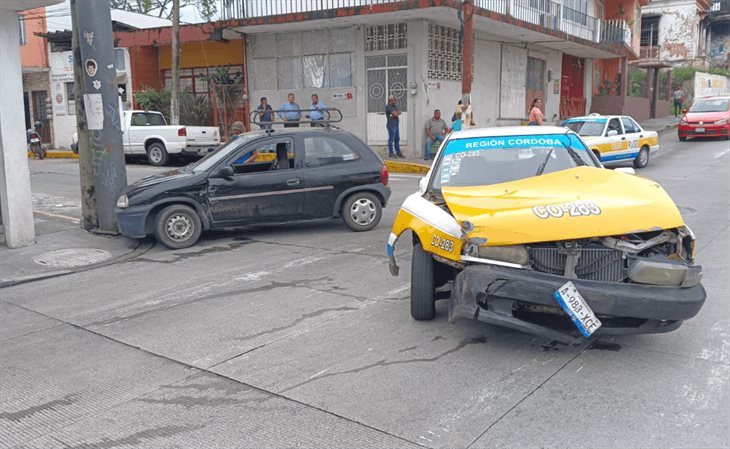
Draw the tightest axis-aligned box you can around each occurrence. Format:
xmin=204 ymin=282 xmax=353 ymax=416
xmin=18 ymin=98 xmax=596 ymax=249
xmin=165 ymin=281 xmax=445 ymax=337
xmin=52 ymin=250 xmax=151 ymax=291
xmin=342 ymin=192 xmax=382 ymax=232
xmin=633 ymin=146 xmax=650 ymax=169
xmin=154 ymin=204 xmax=202 ymax=249
xmin=411 ymin=242 xmax=436 ymax=320
xmin=679 ymin=136 xmax=687 ymax=142
xmin=147 ymin=142 xmax=169 ymax=166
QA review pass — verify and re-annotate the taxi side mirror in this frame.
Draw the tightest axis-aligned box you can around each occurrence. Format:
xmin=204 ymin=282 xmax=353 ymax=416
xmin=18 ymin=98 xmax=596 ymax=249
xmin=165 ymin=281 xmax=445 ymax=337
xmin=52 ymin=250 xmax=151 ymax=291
xmin=418 ymin=176 xmax=428 ymax=195
xmin=607 ymin=129 xmax=618 ymax=137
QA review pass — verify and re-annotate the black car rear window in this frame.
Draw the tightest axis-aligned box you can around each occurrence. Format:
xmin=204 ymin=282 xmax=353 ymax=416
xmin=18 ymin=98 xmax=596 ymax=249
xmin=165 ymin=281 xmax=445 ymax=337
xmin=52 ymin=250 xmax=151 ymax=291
xmin=304 ymin=136 xmax=360 ymax=167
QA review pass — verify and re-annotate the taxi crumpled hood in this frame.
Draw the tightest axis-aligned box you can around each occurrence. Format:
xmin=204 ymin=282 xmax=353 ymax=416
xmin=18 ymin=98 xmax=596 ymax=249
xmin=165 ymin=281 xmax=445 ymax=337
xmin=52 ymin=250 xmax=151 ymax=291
xmin=441 ymin=166 xmax=684 ymax=246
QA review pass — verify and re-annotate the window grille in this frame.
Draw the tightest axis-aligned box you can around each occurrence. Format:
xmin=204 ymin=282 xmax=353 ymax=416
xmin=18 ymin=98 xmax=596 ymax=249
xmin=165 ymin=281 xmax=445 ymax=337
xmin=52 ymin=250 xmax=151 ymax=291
xmin=427 ymin=24 xmax=462 ymax=81
xmin=365 ymin=24 xmax=407 ymax=52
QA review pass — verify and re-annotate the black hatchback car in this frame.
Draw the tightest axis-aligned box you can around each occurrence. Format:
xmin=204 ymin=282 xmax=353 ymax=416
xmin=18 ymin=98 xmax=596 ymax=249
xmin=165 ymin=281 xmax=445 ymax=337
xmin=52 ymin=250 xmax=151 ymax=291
xmin=115 ymin=127 xmax=391 ymax=249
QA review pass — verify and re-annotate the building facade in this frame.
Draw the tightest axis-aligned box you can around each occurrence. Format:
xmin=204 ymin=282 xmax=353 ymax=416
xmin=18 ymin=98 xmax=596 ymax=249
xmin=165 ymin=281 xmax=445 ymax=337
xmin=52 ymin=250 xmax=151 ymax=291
xmin=116 ymin=0 xmax=642 ymax=157
xmin=19 ymin=7 xmax=52 ymax=143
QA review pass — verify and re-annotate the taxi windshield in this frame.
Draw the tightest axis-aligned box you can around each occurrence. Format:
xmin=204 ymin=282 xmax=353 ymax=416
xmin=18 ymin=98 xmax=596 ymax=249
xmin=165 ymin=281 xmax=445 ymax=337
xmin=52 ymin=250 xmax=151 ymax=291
xmin=561 ymin=118 xmax=606 ymax=136
xmin=431 ymin=134 xmax=596 ymax=191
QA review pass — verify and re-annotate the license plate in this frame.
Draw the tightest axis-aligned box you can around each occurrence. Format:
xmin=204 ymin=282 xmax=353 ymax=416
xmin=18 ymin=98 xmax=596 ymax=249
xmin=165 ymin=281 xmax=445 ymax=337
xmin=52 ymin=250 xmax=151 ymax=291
xmin=30 ymin=138 xmax=40 ymax=143
xmin=696 ymin=127 xmax=705 ymax=133
xmin=553 ymin=281 xmax=602 ymax=337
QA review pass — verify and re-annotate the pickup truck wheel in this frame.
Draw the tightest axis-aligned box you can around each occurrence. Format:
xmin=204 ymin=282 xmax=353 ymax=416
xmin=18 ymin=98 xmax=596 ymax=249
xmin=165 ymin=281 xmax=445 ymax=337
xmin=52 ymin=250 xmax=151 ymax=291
xmin=411 ymin=242 xmax=436 ymax=321
xmin=147 ymin=142 xmax=169 ymax=166
xmin=633 ymin=146 xmax=650 ymax=169
xmin=154 ymin=204 xmax=202 ymax=249
xmin=342 ymin=192 xmax=382 ymax=232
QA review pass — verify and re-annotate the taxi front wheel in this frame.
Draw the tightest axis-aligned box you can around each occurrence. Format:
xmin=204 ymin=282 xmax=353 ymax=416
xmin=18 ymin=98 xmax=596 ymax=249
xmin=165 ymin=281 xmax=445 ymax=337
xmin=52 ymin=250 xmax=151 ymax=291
xmin=633 ymin=146 xmax=650 ymax=169
xmin=411 ymin=242 xmax=436 ymax=320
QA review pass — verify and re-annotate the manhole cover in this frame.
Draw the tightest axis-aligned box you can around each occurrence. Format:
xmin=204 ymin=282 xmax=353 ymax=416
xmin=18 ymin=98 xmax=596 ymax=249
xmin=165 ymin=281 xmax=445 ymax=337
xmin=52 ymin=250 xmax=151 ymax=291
xmin=33 ymin=248 xmax=112 ymax=268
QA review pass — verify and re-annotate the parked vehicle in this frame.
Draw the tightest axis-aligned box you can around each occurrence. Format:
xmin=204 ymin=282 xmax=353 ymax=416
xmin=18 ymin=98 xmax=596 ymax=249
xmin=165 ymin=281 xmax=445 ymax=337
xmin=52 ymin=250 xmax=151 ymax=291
xmin=27 ymin=121 xmax=47 ymax=159
xmin=71 ymin=110 xmax=220 ymax=165
xmin=678 ymin=96 xmax=730 ymax=141
xmin=115 ymin=126 xmax=391 ymax=249
xmin=560 ymin=114 xmax=658 ymax=168
xmin=387 ymin=126 xmax=705 ymax=344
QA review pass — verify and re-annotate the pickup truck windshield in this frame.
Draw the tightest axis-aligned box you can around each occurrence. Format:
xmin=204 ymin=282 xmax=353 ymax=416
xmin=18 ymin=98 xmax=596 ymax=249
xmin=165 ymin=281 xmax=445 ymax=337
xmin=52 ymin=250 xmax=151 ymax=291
xmin=431 ymin=134 xmax=595 ymax=191
xmin=561 ymin=118 xmax=606 ymax=136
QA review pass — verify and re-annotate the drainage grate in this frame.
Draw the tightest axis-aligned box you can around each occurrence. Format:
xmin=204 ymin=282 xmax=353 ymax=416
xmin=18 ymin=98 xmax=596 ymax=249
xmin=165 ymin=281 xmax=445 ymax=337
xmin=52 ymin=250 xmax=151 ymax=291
xmin=32 ymin=248 xmax=112 ymax=268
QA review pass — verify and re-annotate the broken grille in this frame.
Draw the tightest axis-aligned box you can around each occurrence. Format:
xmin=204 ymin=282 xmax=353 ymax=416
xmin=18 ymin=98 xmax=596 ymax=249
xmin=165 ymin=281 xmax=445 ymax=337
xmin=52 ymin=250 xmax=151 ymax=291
xmin=528 ymin=246 xmax=626 ymax=282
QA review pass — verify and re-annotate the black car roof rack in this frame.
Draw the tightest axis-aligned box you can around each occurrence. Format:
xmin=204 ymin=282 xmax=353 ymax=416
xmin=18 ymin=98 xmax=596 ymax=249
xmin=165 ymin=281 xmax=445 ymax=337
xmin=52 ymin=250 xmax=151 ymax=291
xmin=250 ymin=107 xmax=344 ymax=134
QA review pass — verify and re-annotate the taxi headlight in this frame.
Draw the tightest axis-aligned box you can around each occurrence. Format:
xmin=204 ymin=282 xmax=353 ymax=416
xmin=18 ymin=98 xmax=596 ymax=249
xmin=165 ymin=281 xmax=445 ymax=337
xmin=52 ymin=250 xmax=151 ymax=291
xmin=477 ymin=245 xmax=529 ymax=265
xmin=116 ymin=194 xmax=129 ymax=209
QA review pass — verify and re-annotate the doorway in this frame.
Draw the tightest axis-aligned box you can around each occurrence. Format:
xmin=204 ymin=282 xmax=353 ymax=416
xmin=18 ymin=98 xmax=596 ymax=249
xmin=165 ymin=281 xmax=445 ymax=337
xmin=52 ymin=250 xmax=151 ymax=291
xmin=366 ymin=54 xmax=408 ymax=145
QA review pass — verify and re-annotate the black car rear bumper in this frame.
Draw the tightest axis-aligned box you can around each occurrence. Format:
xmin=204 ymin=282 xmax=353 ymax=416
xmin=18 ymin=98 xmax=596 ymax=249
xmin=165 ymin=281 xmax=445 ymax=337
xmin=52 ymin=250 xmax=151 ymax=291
xmin=448 ymin=264 xmax=706 ymax=344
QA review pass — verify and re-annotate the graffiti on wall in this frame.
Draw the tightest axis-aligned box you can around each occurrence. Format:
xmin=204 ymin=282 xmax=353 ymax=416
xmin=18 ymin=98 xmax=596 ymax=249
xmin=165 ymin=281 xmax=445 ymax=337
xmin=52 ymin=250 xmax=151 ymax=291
xmin=709 ymin=23 xmax=730 ymax=68
xmin=695 ymin=72 xmax=730 ymax=97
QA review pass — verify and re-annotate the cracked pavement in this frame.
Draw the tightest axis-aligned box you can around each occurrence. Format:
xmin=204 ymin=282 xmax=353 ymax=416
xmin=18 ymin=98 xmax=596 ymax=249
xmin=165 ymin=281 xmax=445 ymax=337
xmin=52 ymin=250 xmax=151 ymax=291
xmin=1 ymin=136 xmax=728 ymax=448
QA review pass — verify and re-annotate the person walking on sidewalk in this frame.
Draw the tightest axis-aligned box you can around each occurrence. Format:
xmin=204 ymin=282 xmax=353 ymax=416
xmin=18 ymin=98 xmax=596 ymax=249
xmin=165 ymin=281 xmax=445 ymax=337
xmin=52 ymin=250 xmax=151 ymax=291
xmin=424 ymin=109 xmax=449 ymax=160
xmin=279 ymin=93 xmax=301 ymax=128
xmin=672 ymin=87 xmax=685 ymax=117
xmin=528 ymin=98 xmax=544 ymax=126
xmin=385 ymin=95 xmax=404 ymax=158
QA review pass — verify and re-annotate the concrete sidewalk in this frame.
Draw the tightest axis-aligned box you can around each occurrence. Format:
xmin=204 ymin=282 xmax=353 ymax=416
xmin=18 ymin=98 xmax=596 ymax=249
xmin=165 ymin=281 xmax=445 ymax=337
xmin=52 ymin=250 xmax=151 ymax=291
xmin=0 ymin=216 xmax=148 ymax=288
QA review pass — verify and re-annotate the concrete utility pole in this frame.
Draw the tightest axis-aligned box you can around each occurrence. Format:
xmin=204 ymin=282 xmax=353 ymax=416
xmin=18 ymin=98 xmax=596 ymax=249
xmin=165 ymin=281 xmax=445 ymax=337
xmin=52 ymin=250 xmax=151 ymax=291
xmin=170 ymin=0 xmax=180 ymax=125
xmin=461 ymin=0 xmax=474 ymax=123
xmin=71 ymin=0 xmax=127 ymax=233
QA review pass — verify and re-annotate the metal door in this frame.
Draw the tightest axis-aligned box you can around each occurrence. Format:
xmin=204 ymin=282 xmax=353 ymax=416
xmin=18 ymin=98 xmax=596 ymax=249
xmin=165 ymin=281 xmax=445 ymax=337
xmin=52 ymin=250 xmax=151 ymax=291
xmin=366 ymin=54 xmax=408 ymax=145
xmin=526 ymin=57 xmax=546 ymax=117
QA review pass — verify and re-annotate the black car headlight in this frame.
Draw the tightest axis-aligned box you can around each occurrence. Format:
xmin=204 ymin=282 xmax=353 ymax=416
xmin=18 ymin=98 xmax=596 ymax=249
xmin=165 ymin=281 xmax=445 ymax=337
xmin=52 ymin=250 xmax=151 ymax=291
xmin=116 ymin=194 xmax=129 ymax=209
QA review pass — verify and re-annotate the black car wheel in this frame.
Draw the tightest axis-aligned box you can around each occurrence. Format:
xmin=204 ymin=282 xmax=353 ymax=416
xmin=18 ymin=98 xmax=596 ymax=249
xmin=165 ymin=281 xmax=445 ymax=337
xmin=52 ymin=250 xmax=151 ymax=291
xmin=342 ymin=192 xmax=382 ymax=231
xmin=633 ymin=146 xmax=650 ymax=169
xmin=147 ymin=142 xmax=169 ymax=166
xmin=679 ymin=136 xmax=687 ymax=142
xmin=411 ymin=242 xmax=436 ymax=320
xmin=154 ymin=204 xmax=202 ymax=249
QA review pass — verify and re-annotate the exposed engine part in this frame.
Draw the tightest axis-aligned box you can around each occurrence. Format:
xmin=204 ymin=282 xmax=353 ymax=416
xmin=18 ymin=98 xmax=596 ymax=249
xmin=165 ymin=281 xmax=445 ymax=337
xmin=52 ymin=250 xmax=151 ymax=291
xmin=601 ymin=231 xmax=675 ymax=254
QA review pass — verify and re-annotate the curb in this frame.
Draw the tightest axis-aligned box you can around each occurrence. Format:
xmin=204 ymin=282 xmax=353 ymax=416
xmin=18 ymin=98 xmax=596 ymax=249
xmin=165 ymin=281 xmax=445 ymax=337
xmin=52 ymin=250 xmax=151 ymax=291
xmin=384 ymin=160 xmax=430 ymax=175
xmin=28 ymin=151 xmax=78 ymax=159
xmin=656 ymin=123 xmax=679 ymax=135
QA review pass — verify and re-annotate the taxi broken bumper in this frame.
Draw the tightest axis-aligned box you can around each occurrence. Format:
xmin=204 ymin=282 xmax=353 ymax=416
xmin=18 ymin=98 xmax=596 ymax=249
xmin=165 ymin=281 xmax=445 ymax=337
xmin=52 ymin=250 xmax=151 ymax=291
xmin=448 ymin=264 xmax=707 ymax=344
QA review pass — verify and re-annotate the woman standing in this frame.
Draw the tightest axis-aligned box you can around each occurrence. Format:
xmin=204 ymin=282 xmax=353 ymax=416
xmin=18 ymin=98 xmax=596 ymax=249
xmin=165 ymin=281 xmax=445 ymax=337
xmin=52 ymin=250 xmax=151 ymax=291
xmin=528 ymin=98 xmax=544 ymax=126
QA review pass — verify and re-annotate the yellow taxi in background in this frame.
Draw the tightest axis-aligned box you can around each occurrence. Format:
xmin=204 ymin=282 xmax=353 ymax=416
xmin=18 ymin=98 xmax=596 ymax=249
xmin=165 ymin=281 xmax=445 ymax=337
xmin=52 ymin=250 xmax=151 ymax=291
xmin=560 ymin=114 xmax=659 ymax=168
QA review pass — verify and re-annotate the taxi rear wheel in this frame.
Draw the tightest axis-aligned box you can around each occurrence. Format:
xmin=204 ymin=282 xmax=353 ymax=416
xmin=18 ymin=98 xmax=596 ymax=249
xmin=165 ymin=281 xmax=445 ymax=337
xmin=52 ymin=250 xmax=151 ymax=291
xmin=411 ymin=242 xmax=436 ymax=320
xmin=633 ymin=146 xmax=650 ymax=169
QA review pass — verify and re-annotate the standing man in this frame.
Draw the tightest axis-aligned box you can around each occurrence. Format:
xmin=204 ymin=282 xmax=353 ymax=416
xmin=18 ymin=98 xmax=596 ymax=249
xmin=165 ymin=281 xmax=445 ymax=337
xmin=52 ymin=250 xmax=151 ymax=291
xmin=672 ymin=86 xmax=685 ymax=117
xmin=309 ymin=93 xmax=327 ymax=127
xmin=257 ymin=97 xmax=274 ymax=129
xmin=385 ymin=95 xmax=404 ymax=158
xmin=279 ymin=93 xmax=301 ymax=127
xmin=424 ymin=109 xmax=449 ymax=160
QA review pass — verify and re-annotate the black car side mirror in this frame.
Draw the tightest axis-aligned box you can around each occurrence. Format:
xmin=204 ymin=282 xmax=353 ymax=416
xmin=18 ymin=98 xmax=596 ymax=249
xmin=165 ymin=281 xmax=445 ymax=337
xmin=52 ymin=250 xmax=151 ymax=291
xmin=213 ymin=166 xmax=235 ymax=178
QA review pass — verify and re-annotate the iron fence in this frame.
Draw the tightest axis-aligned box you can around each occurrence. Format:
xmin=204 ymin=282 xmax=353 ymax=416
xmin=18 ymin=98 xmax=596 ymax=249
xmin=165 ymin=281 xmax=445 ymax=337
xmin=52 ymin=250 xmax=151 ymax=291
xmin=221 ymin=0 xmax=601 ymax=42
xmin=601 ymin=19 xmax=631 ymax=46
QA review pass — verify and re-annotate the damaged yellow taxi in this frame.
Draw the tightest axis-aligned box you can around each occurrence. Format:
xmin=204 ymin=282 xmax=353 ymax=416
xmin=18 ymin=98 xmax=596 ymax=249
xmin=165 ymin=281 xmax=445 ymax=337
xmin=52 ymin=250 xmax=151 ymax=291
xmin=387 ymin=126 xmax=705 ymax=344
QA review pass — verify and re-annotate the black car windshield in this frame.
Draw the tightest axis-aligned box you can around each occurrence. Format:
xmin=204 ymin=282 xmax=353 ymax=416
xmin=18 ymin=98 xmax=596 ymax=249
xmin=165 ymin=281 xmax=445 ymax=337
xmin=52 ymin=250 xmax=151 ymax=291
xmin=191 ymin=134 xmax=257 ymax=172
xmin=689 ymin=98 xmax=729 ymax=113
xmin=430 ymin=133 xmax=596 ymax=191
xmin=560 ymin=118 xmax=606 ymax=136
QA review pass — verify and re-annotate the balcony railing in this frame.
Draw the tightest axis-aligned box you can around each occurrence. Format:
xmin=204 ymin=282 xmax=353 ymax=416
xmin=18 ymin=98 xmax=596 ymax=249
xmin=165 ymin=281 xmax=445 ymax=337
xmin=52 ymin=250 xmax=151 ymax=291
xmin=220 ymin=0 xmax=601 ymax=42
xmin=639 ymin=45 xmax=661 ymax=60
xmin=601 ymin=19 xmax=631 ymax=47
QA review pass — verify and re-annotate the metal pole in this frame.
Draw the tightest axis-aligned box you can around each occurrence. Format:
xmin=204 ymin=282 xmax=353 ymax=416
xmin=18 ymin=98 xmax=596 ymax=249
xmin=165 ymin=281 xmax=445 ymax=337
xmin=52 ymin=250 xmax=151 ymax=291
xmin=170 ymin=0 xmax=180 ymax=125
xmin=71 ymin=0 xmax=128 ymax=233
xmin=462 ymin=0 xmax=475 ymax=123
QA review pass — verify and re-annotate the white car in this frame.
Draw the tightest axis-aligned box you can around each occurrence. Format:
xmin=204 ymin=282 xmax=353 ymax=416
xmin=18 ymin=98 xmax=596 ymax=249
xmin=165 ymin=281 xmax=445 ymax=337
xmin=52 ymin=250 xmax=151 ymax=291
xmin=560 ymin=114 xmax=659 ymax=168
xmin=72 ymin=110 xmax=220 ymax=166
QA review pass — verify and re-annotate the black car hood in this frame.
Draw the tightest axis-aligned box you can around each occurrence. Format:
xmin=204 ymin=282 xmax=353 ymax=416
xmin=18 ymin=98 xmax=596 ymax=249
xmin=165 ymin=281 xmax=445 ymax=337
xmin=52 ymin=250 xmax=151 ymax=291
xmin=134 ymin=168 xmax=194 ymax=187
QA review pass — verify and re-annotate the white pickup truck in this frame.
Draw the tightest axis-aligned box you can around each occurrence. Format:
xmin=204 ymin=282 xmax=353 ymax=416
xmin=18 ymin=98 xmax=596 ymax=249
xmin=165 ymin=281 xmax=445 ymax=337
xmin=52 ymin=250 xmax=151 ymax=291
xmin=72 ymin=110 xmax=220 ymax=166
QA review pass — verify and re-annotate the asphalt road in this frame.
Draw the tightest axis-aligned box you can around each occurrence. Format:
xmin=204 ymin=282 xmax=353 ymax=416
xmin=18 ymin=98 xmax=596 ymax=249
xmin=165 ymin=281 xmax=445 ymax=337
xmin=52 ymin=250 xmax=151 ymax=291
xmin=2 ymin=134 xmax=728 ymax=448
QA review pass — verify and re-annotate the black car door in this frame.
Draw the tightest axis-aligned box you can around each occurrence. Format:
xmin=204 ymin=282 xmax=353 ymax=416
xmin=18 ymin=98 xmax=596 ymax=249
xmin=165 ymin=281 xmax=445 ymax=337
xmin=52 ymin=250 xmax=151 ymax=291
xmin=300 ymin=134 xmax=368 ymax=218
xmin=207 ymin=136 xmax=304 ymax=226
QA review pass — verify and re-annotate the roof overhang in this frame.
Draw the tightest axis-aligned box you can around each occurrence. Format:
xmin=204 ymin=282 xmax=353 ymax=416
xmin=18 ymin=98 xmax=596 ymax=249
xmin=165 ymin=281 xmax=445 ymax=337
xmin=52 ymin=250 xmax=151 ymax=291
xmin=22 ymin=66 xmax=49 ymax=73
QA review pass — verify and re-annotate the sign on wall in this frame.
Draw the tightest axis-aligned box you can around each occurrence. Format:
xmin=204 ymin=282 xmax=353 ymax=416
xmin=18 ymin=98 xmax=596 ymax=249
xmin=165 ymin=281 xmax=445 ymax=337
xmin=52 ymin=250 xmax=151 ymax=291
xmin=49 ymin=51 xmax=75 ymax=116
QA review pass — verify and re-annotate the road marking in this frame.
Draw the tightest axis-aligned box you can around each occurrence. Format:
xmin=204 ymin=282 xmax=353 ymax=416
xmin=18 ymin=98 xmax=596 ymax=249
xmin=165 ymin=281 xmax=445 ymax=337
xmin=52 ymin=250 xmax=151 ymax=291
xmin=33 ymin=210 xmax=80 ymax=223
xmin=714 ymin=149 xmax=730 ymax=159
xmin=386 ymin=284 xmax=410 ymax=296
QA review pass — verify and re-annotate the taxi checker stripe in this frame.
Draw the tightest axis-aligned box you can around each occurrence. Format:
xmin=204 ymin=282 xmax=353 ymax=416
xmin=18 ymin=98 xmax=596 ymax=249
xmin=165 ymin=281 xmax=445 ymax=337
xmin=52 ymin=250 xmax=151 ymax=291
xmin=210 ymin=185 xmax=334 ymax=201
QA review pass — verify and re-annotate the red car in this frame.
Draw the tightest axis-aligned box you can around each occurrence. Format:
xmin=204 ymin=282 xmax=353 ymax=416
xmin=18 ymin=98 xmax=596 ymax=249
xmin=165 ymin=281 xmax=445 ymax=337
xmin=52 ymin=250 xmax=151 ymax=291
xmin=678 ymin=96 xmax=730 ymax=141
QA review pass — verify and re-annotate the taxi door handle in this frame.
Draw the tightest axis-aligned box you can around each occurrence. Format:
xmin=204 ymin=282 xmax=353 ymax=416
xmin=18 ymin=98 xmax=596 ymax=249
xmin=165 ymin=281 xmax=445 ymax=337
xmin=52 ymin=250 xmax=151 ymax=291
xmin=286 ymin=178 xmax=301 ymax=186
xmin=620 ymin=137 xmax=626 ymax=140
xmin=639 ymin=135 xmax=644 ymax=138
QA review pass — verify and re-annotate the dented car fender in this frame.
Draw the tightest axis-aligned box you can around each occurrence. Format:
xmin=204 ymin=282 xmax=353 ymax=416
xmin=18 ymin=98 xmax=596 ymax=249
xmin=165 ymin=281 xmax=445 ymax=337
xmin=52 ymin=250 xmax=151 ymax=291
xmin=388 ymin=192 xmax=463 ymax=276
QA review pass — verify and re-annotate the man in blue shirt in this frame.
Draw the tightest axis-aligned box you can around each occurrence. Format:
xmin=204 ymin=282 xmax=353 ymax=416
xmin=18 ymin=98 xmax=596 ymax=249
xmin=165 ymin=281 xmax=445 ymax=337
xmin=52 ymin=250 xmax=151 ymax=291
xmin=309 ymin=93 xmax=327 ymax=127
xmin=278 ymin=93 xmax=301 ymax=128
